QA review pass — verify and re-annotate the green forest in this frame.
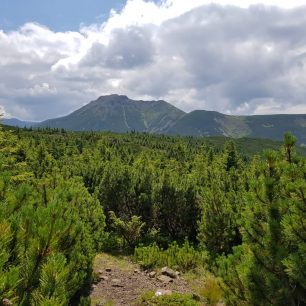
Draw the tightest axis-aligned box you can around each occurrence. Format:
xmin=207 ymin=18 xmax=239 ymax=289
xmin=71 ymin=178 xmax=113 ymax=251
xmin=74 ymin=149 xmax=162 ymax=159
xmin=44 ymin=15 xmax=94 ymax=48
xmin=0 ymin=126 xmax=305 ymax=305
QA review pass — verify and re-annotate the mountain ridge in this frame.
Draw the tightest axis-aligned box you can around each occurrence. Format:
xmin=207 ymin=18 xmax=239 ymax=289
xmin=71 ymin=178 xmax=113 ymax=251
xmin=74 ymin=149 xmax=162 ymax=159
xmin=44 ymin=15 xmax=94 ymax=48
xmin=4 ymin=94 xmax=306 ymax=144
xmin=39 ymin=94 xmax=185 ymax=133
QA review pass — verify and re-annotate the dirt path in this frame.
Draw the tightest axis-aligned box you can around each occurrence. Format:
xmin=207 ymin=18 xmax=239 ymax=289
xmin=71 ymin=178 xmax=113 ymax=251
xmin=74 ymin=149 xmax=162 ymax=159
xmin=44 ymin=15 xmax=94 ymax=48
xmin=90 ymin=253 xmax=195 ymax=306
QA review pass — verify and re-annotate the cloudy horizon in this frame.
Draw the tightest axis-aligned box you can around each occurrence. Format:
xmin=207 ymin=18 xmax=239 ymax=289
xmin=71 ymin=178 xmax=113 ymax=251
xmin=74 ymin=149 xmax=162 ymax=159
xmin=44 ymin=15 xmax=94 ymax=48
xmin=1 ymin=0 xmax=306 ymax=120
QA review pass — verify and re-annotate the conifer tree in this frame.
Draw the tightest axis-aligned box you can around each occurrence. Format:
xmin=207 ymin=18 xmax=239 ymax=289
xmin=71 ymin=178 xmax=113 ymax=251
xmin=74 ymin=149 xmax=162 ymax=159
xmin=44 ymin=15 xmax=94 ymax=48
xmin=218 ymin=134 xmax=305 ymax=305
xmin=198 ymin=142 xmax=243 ymax=256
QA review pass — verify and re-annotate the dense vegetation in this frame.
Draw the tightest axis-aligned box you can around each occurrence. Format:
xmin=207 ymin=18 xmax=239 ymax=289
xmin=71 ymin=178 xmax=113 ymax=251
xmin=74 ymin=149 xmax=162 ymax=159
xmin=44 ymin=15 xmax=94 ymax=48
xmin=0 ymin=126 xmax=305 ymax=305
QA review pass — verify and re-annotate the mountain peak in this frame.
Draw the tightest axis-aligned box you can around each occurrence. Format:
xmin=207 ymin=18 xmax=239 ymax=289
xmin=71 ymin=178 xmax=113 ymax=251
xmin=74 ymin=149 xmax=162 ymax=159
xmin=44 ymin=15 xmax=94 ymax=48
xmin=89 ymin=94 xmax=129 ymax=106
xmin=97 ymin=94 xmax=129 ymax=101
xmin=39 ymin=95 xmax=185 ymax=133
xmin=8 ymin=95 xmax=306 ymax=144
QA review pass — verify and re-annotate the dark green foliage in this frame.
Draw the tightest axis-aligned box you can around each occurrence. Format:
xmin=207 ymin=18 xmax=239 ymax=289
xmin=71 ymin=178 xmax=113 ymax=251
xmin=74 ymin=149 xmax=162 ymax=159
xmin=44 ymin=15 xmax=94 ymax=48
xmin=153 ymin=174 xmax=201 ymax=242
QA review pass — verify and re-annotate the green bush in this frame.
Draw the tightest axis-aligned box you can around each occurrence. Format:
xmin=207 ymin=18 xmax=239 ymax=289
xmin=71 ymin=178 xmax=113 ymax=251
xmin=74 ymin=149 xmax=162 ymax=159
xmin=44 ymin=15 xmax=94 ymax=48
xmin=137 ymin=291 xmax=200 ymax=306
xmin=196 ymin=274 xmax=223 ymax=306
xmin=134 ymin=241 xmax=207 ymax=271
xmin=109 ymin=211 xmax=145 ymax=248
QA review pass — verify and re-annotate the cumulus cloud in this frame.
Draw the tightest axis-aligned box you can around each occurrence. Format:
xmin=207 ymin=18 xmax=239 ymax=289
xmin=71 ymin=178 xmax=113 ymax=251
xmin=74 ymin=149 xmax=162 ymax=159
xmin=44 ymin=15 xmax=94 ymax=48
xmin=1 ymin=0 xmax=306 ymax=120
xmin=80 ymin=25 xmax=155 ymax=69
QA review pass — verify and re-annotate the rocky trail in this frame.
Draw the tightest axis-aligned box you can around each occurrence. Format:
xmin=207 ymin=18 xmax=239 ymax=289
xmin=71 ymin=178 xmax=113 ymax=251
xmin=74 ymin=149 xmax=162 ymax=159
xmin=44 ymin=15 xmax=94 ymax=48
xmin=90 ymin=253 xmax=197 ymax=306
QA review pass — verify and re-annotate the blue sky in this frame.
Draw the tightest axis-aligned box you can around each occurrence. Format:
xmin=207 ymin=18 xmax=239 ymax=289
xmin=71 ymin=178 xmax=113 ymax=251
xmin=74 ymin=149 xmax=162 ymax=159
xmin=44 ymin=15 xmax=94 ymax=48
xmin=0 ymin=0 xmax=127 ymax=31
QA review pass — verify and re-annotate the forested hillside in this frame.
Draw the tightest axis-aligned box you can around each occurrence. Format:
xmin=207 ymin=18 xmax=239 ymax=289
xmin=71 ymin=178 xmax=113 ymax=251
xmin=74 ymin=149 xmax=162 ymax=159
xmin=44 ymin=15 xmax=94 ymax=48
xmin=0 ymin=127 xmax=305 ymax=305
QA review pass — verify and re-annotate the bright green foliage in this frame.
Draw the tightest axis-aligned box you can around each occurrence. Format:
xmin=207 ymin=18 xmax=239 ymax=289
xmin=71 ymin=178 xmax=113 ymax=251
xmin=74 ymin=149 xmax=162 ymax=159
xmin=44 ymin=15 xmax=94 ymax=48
xmin=218 ymin=133 xmax=306 ymax=306
xmin=0 ymin=128 xmax=106 ymax=305
xmin=1 ymin=125 xmax=305 ymax=305
xmin=281 ymin=135 xmax=306 ymax=303
xmin=134 ymin=241 xmax=207 ymax=271
xmin=137 ymin=291 xmax=200 ymax=306
xmin=109 ymin=211 xmax=145 ymax=248
xmin=195 ymin=273 xmax=223 ymax=306
xmin=31 ymin=254 xmax=69 ymax=305
xmin=198 ymin=141 xmax=243 ymax=256
xmin=283 ymin=132 xmax=297 ymax=163
xmin=0 ymin=223 xmax=20 ymax=304
xmin=0 ymin=178 xmax=105 ymax=305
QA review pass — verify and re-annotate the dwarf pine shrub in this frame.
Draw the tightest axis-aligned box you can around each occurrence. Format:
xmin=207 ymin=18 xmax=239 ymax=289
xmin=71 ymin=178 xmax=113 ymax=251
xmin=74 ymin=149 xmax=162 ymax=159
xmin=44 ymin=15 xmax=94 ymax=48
xmin=134 ymin=241 xmax=207 ymax=271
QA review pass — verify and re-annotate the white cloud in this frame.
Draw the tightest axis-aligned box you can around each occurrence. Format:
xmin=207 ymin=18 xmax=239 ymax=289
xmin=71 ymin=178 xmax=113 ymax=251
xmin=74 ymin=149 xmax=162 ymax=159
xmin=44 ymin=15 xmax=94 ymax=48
xmin=166 ymin=0 xmax=306 ymax=9
xmin=1 ymin=0 xmax=306 ymax=120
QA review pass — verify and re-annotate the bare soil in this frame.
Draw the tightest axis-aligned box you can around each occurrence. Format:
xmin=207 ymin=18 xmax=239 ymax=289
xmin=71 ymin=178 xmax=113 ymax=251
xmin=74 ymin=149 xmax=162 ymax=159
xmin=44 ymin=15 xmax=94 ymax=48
xmin=90 ymin=253 xmax=194 ymax=306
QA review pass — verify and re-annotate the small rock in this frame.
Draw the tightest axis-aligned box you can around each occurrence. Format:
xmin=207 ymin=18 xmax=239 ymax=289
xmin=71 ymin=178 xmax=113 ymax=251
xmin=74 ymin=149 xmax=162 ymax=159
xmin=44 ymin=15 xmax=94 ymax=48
xmin=97 ymin=269 xmax=103 ymax=275
xmin=155 ymin=289 xmax=172 ymax=296
xmin=161 ymin=266 xmax=177 ymax=279
xmin=93 ymin=277 xmax=100 ymax=284
xmin=105 ymin=268 xmax=112 ymax=272
xmin=2 ymin=299 xmax=13 ymax=306
xmin=134 ymin=269 xmax=140 ymax=274
xmin=157 ymin=275 xmax=173 ymax=283
xmin=99 ymin=275 xmax=109 ymax=281
xmin=175 ymin=271 xmax=181 ymax=277
xmin=149 ymin=271 xmax=157 ymax=278
xmin=111 ymin=278 xmax=124 ymax=287
xmin=92 ymin=284 xmax=97 ymax=290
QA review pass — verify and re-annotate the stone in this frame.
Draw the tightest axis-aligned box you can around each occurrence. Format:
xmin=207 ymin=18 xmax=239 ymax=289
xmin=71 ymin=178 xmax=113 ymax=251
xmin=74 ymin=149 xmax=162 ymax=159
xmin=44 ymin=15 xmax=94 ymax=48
xmin=155 ymin=289 xmax=172 ymax=297
xmin=175 ymin=271 xmax=181 ymax=277
xmin=99 ymin=275 xmax=109 ymax=281
xmin=2 ymin=299 xmax=13 ymax=306
xmin=111 ymin=278 xmax=124 ymax=287
xmin=157 ymin=275 xmax=173 ymax=283
xmin=92 ymin=284 xmax=97 ymax=290
xmin=161 ymin=266 xmax=177 ymax=279
xmin=134 ymin=269 xmax=140 ymax=274
xmin=97 ymin=269 xmax=103 ymax=275
xmin=149 ymin=271 xmax=157 ymax=278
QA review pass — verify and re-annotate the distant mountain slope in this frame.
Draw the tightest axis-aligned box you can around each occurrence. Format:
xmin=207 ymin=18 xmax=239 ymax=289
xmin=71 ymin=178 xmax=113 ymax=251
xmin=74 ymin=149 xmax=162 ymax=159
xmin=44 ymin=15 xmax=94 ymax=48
xmin=165 ymin=110 xmax=226 ymax=137
xmin=246 ymin=115 xmax=306 ymax=143
xmin=2 ymin=118 xmax=38 ymax=128
xmin=166 ymin=110 xmax=306 ymax=144
xmin=3 ymin=95 xmax=306 ymax=144
xmin=39 ymin=95 xmax=185 ymax=133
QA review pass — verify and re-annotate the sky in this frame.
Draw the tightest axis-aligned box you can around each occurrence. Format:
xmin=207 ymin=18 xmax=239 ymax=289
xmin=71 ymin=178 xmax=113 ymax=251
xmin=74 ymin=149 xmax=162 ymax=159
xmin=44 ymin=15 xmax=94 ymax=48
xmin=0 ymin=0 xmax=126 ymax=31
xmin=1 ymin=0 xmax=306 ymax=120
